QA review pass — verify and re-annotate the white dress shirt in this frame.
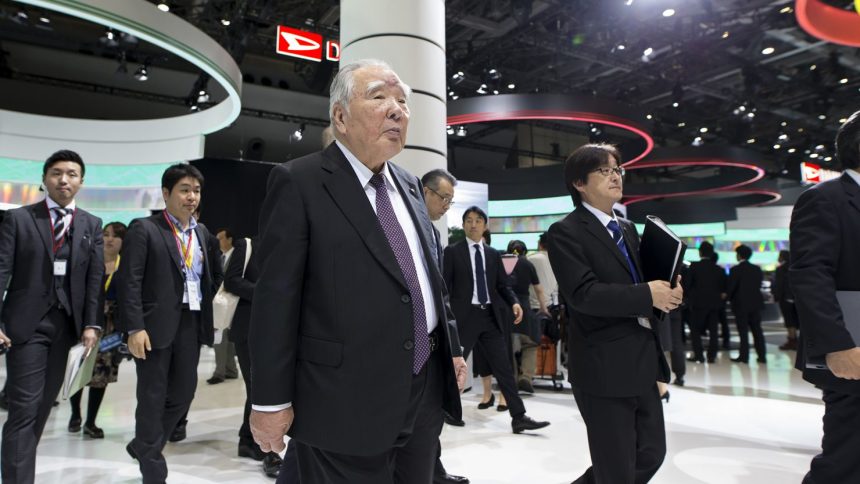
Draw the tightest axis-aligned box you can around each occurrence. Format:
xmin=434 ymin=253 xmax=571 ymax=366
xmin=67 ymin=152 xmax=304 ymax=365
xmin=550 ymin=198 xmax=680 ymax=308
xmin=846 ymin=169 xmax=860 ymax=187
xmin=466 ymin=237 xmax=491 ymax=305
xmin=46 ymin=196 xmax=75 ymax=234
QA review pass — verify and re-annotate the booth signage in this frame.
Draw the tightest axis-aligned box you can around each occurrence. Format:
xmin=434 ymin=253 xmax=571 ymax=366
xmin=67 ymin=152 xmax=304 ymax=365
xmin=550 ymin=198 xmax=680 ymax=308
xmin=276 ymin=25 xmax=340 ymax=62
xmin=800 ymin=161 xmax=840 ymax=185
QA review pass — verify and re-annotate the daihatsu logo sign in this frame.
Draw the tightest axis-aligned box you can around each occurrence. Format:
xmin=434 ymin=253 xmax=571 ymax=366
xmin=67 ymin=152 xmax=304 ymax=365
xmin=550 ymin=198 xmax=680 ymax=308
xmin=276 ymin=25 xmax=340 ymax=62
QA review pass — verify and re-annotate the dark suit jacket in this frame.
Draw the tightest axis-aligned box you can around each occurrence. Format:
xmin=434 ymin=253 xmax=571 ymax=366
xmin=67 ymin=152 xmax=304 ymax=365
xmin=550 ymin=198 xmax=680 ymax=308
xmin=790 ymin=173 xmax=860 ymax=394
xmin=546 ymin=206 xmax=670 ymax=397
xmin=116 ymin=213 xmax=222 ymax=349
xmin=443 ymin=239 xmax=518 ymax=343
xmin=772 ymin=263 xmax=794 ymax=302
xmin=727 ymin=260 xmax=764 ymax=312
xmin=0 ymin=201 xmax=104 ymax=342
xmin=685 ymin=258 xmax=727 ymax=310
xmin=248 ymin=143 xmax=463 ymax=456
xmin=223 ymin=237 xmax=257 ymax=344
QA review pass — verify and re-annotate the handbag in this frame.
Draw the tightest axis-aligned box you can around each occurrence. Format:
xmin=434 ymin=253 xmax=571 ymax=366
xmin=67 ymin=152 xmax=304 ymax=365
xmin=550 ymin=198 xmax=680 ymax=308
xmin=212 ymin=238 xmax=252 ymax=330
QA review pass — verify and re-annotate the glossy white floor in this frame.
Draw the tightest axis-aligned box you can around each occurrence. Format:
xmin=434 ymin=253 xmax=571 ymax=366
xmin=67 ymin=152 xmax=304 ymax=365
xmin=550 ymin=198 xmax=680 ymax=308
xmin=1 ymin=320 xmax=824 ymax=483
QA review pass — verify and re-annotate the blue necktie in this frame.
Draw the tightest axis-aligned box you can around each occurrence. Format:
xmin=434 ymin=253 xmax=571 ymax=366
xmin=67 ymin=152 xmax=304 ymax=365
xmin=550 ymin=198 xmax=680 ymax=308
xmin=607 ymin=220 xmax=640 ymax=284
xmin=474 ymin=244 xmax=489 ymax=304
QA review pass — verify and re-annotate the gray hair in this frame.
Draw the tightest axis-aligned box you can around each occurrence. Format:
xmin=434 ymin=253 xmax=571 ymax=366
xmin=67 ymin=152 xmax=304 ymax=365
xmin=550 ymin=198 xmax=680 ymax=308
xmin=328 ymin=59 xmax=412 ymax=122
xmin=421 ymin=168 xmax=457 ymax=190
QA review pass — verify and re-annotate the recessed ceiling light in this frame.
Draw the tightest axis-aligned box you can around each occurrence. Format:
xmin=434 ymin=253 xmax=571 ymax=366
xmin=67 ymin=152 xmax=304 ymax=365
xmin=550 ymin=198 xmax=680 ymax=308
xmin=643 ymin=47 xmax=654 ymax=56
xmin=677 ymin=122 xmax=686 ymax=127
xmin=839 ymin=78 xmax=848 ymax=84
xmin=761 ymin=47 xmax=775 ymax=55
xmin=773 ymin=144 xmax=781 ymax=150
xmin=157 ymin=2 xmax=170 ymax=12
xmin=221 ymin=19 xmax=231 ymax=26
xmin=672 ymin=102 xmax=679 ymax=108
xmin=662 ymin=9 xmax=675 ymax=17
xmin=721 ymin=31 xmax=730 ymax=39
xmin=700 ymin=127 xmax=708 ymax=133
xmin=646 ymin=114 xmax=652 ymax=120
xmin=747 ymin=138 xmax=755 ymax=144
xmin=818 ymin=114 xmax=827 ymax=120
xmin=840 ymin=118 xmax=848 ymax=123
xmin=788 ymin=148 xmax=796 ymax=153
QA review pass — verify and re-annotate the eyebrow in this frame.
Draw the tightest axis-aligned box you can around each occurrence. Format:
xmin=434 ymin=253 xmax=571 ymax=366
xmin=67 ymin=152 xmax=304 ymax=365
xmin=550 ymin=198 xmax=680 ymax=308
xmin=365 ymin=80 xmax=386 ymax=96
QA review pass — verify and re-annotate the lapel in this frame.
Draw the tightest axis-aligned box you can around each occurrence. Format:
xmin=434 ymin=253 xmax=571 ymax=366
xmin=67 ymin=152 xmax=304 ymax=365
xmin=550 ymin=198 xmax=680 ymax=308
xmin=841 ymin=173 xmax=860 ymax=214
xmin=320 ymin=145 xmax=407 ymax=289
xmin=70 ymin=210 xmax=84 ymax=268
xmin=156 ymin=214 xmax=185 ymax=275
xmin=194 ymin=224 xmax=210 ymax=285
xmin=459 ymin=240 xmax=474 ymax=293
xmin=483 ymin=243 xmax=496 ymax=288
xmin=29 ymin=202 xmax=53 ymax=259
xmin=388 ymin=163 xmax=441 ymax=281
xmin=575 ymin=207 xmax=632 ymax=276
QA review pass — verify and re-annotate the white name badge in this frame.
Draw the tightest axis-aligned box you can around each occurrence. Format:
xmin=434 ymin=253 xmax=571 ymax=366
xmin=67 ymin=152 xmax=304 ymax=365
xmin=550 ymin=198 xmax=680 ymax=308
xmin=187 ymin=281 xmax=201 ymax=311
xmin=53 ymin=260 xmax=68 ymax=276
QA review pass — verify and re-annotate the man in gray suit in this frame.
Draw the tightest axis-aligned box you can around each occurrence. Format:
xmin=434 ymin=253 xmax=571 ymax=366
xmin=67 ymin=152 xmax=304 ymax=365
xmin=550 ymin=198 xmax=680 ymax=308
xmin=0 ymin=150 xmax=104 ymax=484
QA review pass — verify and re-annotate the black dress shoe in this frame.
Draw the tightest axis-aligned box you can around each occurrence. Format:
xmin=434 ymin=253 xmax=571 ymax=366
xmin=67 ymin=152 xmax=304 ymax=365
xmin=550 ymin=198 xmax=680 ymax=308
xmin=83 ymin=424 xmax=104 ymax=439
xmin=477 ymin=393 xmax=494 ymax=410
xmin=238 ymin=442 xmax=266 ymax=461
xmin=707 ymin=357 xmax=716 ymax=364
xmin=126 ymin=442 xmax=137 ymax=460
xmin=68 ymin=417 xmax=82 ymax=433
xmin=757 ymin=357 xmax=767 ymax=364
xmin=262 ymin=452 xmax=282 ymax=478
xmin=207 ymin=376 xmax=225 ymax=385
xmin=169 ymin=422 xmax=187 ymax=442
xmin=434 ymin=472 xmax=470 ymax=484
xmin=730 ymin=357 xmax=748 ymax=364
xmin=517 ymin=379 xmax=535 ymax=394
xmin=443 ymin=410 xmax=465 ymax=427
xmin=687 ymin=356 xmax=704 ymax=363
xmin=511 ymin=414 xmax=550 ymax=434
xmin=672 ymin=377 xmax=685 ymax=387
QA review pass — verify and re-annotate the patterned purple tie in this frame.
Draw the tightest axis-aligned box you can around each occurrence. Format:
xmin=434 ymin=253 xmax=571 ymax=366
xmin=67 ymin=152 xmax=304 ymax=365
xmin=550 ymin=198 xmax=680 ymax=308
xmin=369 ymin=173 xmax=431 ymax=374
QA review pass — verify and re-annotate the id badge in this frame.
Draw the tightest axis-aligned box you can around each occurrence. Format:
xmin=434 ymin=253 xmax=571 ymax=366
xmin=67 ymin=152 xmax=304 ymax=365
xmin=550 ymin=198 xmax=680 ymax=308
xmin=186 ymin=281 xmax=201 ymax=311
xmin=53 ymin=259 xmax=68 ymax=276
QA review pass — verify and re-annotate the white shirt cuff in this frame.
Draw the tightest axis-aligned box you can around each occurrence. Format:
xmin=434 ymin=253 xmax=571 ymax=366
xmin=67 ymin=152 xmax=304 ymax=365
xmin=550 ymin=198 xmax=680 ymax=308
xmin=252 ymin=402 xmax=292 ymax=412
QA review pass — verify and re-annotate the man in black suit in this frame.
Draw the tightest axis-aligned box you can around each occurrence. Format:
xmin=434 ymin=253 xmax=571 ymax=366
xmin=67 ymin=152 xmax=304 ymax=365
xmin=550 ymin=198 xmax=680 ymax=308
xmin=791 ymin=110 xmax=860 ymax=484
xmin=117 ymin=164 xmax=223 ymax=484
xmin=248 ymin=59 xmax=467 ymax=484
xmin=546 ymin=143 xmax=681 ymax=484
xmin=0 ymin=150 xmax=104 ymax=484
xmin=222 ymin=236 xmax=285 ymax=479
xmin=727 ymin=244 xmax=766 ymax=364
xmin=685 ymin=241 xmax=727 ymax=363
xmin=443 ymin=206 xmax=550 ymax=433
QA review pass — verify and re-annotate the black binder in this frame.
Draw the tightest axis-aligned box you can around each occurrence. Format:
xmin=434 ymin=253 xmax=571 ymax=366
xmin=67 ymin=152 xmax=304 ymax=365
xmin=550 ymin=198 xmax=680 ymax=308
xmin=638 ymin=215 xmax=686 ymax=288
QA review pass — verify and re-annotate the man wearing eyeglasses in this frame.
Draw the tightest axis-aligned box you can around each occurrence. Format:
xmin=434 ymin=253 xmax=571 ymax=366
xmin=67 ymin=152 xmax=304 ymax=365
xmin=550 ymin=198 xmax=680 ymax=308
xmin=546 ymin=143 xmax=681 ymax=484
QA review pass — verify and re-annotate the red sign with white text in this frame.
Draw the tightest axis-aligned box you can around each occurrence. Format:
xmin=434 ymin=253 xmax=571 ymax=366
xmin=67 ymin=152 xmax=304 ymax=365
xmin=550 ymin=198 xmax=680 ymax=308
xmin=276 ymin=26 xmax=323 ymax=62
xmin=800 ymin=161 xmax=840 ymax=185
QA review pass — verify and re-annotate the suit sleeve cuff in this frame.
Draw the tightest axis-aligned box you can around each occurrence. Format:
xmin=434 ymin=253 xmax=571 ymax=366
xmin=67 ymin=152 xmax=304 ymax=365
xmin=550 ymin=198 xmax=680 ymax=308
xmin=252 ymin=402 xmax=292 ymax=412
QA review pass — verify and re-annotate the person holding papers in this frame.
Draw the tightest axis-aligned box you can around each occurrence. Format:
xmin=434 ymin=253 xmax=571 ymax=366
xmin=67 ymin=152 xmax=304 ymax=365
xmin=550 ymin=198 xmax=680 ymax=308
xmin=117 ymin=164 xmax=222 ymax=484
xmin=0 ymin=150 xmax=104 ymax=484
xmin=546 ymin=143 xmax=682 ymax=484
xmin=790 ymin=110 xmax=860 ymax=484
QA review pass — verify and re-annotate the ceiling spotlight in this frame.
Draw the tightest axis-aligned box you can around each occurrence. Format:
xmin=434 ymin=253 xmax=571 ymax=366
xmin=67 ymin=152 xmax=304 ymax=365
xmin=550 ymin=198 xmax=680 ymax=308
xmin=13 ymin=10 xmax=28 ymax=23
xmin=810 ymin=64 xmax=817 ymax=70
xmin=616 ymin=44 xmax=626 ymax=51
xmin=625 ymin=0 xmax=634 ymax=5
xmin=451 ymin=95 xmax=459 ymax=100
xmin=825 ymin=156 xmax=833 ymax=162
xmin=721 ymin=31 xmax=730 ymax=39
xmin=39 ymin=15 xmax=50 ymax=24
xmin=747 ymin=112 xmax=755 ymax=118
xmin=781 ymin=121 xmax=787 ymax=127
xmin=492 ymin=90 xmax=499 ymax=95
xmin=133 ymin=64 xmax=148 ymax=81
xmin=761 ymin=47 xmax=775 ymax=55
xmin=189 ymin=104 xmax=199 ymax=112
xmin=810 ymin=153 xmax=819 ymax=159
xmin=452 ymin=71 xmax=464 ymax=80
xmin=677 ymin=122 xmax=686 ymax=127
xmin=692 ymin=137 xmax=704 ymax=146
xmin=446 ymin=126 xmax=455 ymax=135
xmin=672 ymin=102 xmax=679 ymax=108
xmin=773 ymin=144 xmax=781 ymax=150
xmin=778 ymin=133 xmax=789 ymax=141
xmin=291 ymin=124 xmax=305 ymax=142
xmin=840 ymin=117 xmax=848 ymax=123
xmin=157 ymin=2 xmax=170 ymax=12
xmin=646 ymin=114 xmax=653 ymax=120
xmin=456 ymin=126 xmax=467 ymax=137
xmin=476 ymin=84 xmax=488 ymax=94
xmin=815 ymin=144 xmax=826 ymax=151
xmin=486 ymin=68 xmax=501 ymax=81
xmin=643 ymin=47 xmax=654 ymax=56
xmin=818 ymin=114 xmax=827 ymax=120
xmin=780 ymin=6 xmax=793 ymax=14
xmin=662 ymin=9 xmax=676 ymax=17
xmin=221 ymin=19 xmax=231 ymax=26
xmin=788 ymin=148 xmax=797 ymax=153
xmin=448 ymin=91 xmax=455 ymax=97
xmin=747 ymin=138 xmax=756 ymax=144
xmin=699 ymin=127 xmax=708 ymax=133
xmin=507 ymin=83 xmax=516 ymax=89
xmin=197 ymin=90 xmax=209 ymax=103
xmin=840 ymin=78 xmax=848 ymax=84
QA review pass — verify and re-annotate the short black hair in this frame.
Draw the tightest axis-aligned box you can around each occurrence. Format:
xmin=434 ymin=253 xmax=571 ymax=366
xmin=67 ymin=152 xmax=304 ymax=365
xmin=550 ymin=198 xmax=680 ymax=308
xmin=462 ymin=205 xmax=488 ymax=224
xmin=698 ymin=241 xmax=715 ymax=258
xmin=216 ymin=228 xmax=233 ymax=239
xmin=44 ymin=150 xmax=85 ymax=177
xmin=507 ymin=239 xmax=527 ymax=256
xmin=482 ymin=229 xmax=491 ymax=244
xmin=735 ymin=244 xmax=753 ymax=260
xmin=538 ymin=232 xmax=548 ymax=248
xmin=162 ymin=163 xmax=204 ymax=193
xmin=563 ymin=143 xmax=622 ymax=206
xmin=836 ymin=110 xmax=860 ymax=171
xmin=779 ymin=249 xmax=790 ymax=264
xmin=421 ymin=169 xmax=457 ymax=190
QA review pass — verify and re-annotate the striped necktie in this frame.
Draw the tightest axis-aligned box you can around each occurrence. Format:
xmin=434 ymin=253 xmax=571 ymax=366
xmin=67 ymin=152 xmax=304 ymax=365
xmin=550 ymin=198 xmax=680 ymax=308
xmin=52 ymin=207 xmax=69 ymax=246
xmin=607 ymin=219 xmax=640 ymax=284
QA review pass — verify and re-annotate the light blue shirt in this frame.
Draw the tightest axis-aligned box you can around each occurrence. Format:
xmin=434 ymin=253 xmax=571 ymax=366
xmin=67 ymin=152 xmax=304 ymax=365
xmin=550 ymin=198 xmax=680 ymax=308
xmin=165 ymin=211 xmax=204 ymax=304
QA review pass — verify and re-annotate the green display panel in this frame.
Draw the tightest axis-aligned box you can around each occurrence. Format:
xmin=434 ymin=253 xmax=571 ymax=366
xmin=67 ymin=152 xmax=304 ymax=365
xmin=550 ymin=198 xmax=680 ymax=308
xmin=489 ymin=196 xmax=574 ymax=217
xmin=0 ymin=157 xmax=173 ymax=188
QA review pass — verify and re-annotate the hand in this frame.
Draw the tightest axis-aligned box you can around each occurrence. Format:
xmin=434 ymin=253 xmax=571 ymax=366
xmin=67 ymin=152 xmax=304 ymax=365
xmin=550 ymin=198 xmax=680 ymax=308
xmin=452 ymin=356 xmax=467 ymax=392
xmin=826 ymin=348 xmax=860 ymax=380
xmin=512 ymin=304 xmax=524 ymax=324
xmin=81 ymin=328 xmax=99 ymax=350
xmin=0 ymin=328 xmax=11 ymax=347
xmin=128 ymin=330 xmax=152 ymax=359
xmin=648 ymin=277 xmax=683 ymax=313
xmin=251 ymin=407 xmax=294 ymax=453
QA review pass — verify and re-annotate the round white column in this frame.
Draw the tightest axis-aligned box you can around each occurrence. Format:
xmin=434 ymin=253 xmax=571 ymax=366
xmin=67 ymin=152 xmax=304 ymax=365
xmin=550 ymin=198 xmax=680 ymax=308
xmin=339 ymin=0 xmax=447 ymax=179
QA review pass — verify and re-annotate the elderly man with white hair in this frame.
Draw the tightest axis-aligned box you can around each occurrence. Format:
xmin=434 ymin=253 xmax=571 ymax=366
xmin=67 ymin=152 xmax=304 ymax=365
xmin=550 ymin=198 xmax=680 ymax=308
xmin=248 ymin=59 xmax=468 ymax=484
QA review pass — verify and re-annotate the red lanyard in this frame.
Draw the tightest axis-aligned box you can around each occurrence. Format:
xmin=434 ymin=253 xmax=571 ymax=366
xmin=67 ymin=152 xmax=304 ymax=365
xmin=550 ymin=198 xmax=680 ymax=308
xmin=47 ymin=200 xmax=76 ymax=254
xmin=163 ymin=211 xmax=194 ymax=269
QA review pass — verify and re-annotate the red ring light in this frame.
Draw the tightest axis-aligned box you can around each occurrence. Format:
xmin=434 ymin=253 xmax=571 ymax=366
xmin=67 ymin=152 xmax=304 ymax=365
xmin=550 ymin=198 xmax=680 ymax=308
xmin=796 ymin=0 xmax=860 ymax=47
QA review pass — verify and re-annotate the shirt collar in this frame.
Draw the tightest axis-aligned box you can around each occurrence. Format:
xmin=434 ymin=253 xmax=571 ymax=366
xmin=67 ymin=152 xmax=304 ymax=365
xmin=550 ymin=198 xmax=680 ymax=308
xmin=466 ymin=237 xmax=484 ymax=247
xmin=45 ymin=196 xmax=75 ymax=212
xmin=165 ymin=210 xmax=198 ymax=233
xmin=846 ymin=169 xmax=860 ymax=187
xmin=336 ymin=140 xmax=396 ymax=192
xmin=582 ymin=201 xmax=617 ymax=228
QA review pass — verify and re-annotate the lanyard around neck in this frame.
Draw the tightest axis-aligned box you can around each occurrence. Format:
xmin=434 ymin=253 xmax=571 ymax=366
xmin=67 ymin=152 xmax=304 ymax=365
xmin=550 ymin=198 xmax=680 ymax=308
xmin=163 ymin=211 xmax=194 ymax=269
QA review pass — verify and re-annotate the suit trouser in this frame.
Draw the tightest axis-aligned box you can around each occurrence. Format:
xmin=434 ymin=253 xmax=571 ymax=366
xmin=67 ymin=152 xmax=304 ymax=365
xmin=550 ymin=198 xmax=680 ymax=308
xmin=690 ymin=307 xmax=720 ymax=360
xmin=212 ymin=328 xmax=238 ymax=379
xmin=233 ymin=339 xmax=255 ymax=447
xmin=803 ymin=389 xmax=860 ymax=484
xmin=512 ymin=332 xmax=538 ymax=382
xmin=572 ymin=385 xmax=666 ymax=484
xmin=1 ymin=307 xmax=76 ymax=484
xmin=460 ymin=306 xmax=526 ymax=417
xmin=295 ymin=350 xmax=444 ymax=484
xmin=130 ymin=310 xmax=201 ymax=484
xmin=734 ymin=309 xmax=766 ymax=361
xmin=668 ymin=309 xmax=686 ymax=380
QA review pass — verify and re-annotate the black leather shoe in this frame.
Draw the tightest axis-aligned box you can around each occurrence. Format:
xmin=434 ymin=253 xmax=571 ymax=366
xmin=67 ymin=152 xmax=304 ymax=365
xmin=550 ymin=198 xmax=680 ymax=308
xmin=672 ymin=377 xmax=685 ymax=387
xmin=207 ymin=376 xmax=225 ymax=385
xmin=511 ymin=415 xmax=550 ymax=434
xmin=730 ymin=357 xmax=748 ymax=364
xmin=434 ymin=472 xmax=470 ymax=484
xmin=225 ymin=374 xmax=239 ymax=380
xmin=757 ymin=357 xmax=767 ymax=364
xmin=707 ymin=357 xmax=716 ymax=364
xmin=68 ymin=417 xmax=82 ymax=433
xmin=477 ymin=393 xmax=494 ymax=410
xmin=169 ymin=422 xmax=187 ymax=442
xmin=517 ymin=379 xmax=535 ymax=394
xmin=687 ymin=356 xmax=704 ymax=363
xmin=83 ymin=424 xmax=104 ymax=439
xmin=263 ymin=452 xmax=282 ymax=478
xmin=238 ymin=442 xmax=266 ymax=461
xmin=443 ymin=410 xmax=465 ymax=427
xmin=126 ymin=442 xmax=137 ymax=460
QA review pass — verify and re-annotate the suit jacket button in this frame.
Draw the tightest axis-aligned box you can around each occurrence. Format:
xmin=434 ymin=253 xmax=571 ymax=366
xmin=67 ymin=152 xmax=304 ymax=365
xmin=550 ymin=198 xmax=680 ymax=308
xmin=403 ymin=340 xmax=414 ymax=350
xmin=401 ymin=294 xmax=411 ymax=304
